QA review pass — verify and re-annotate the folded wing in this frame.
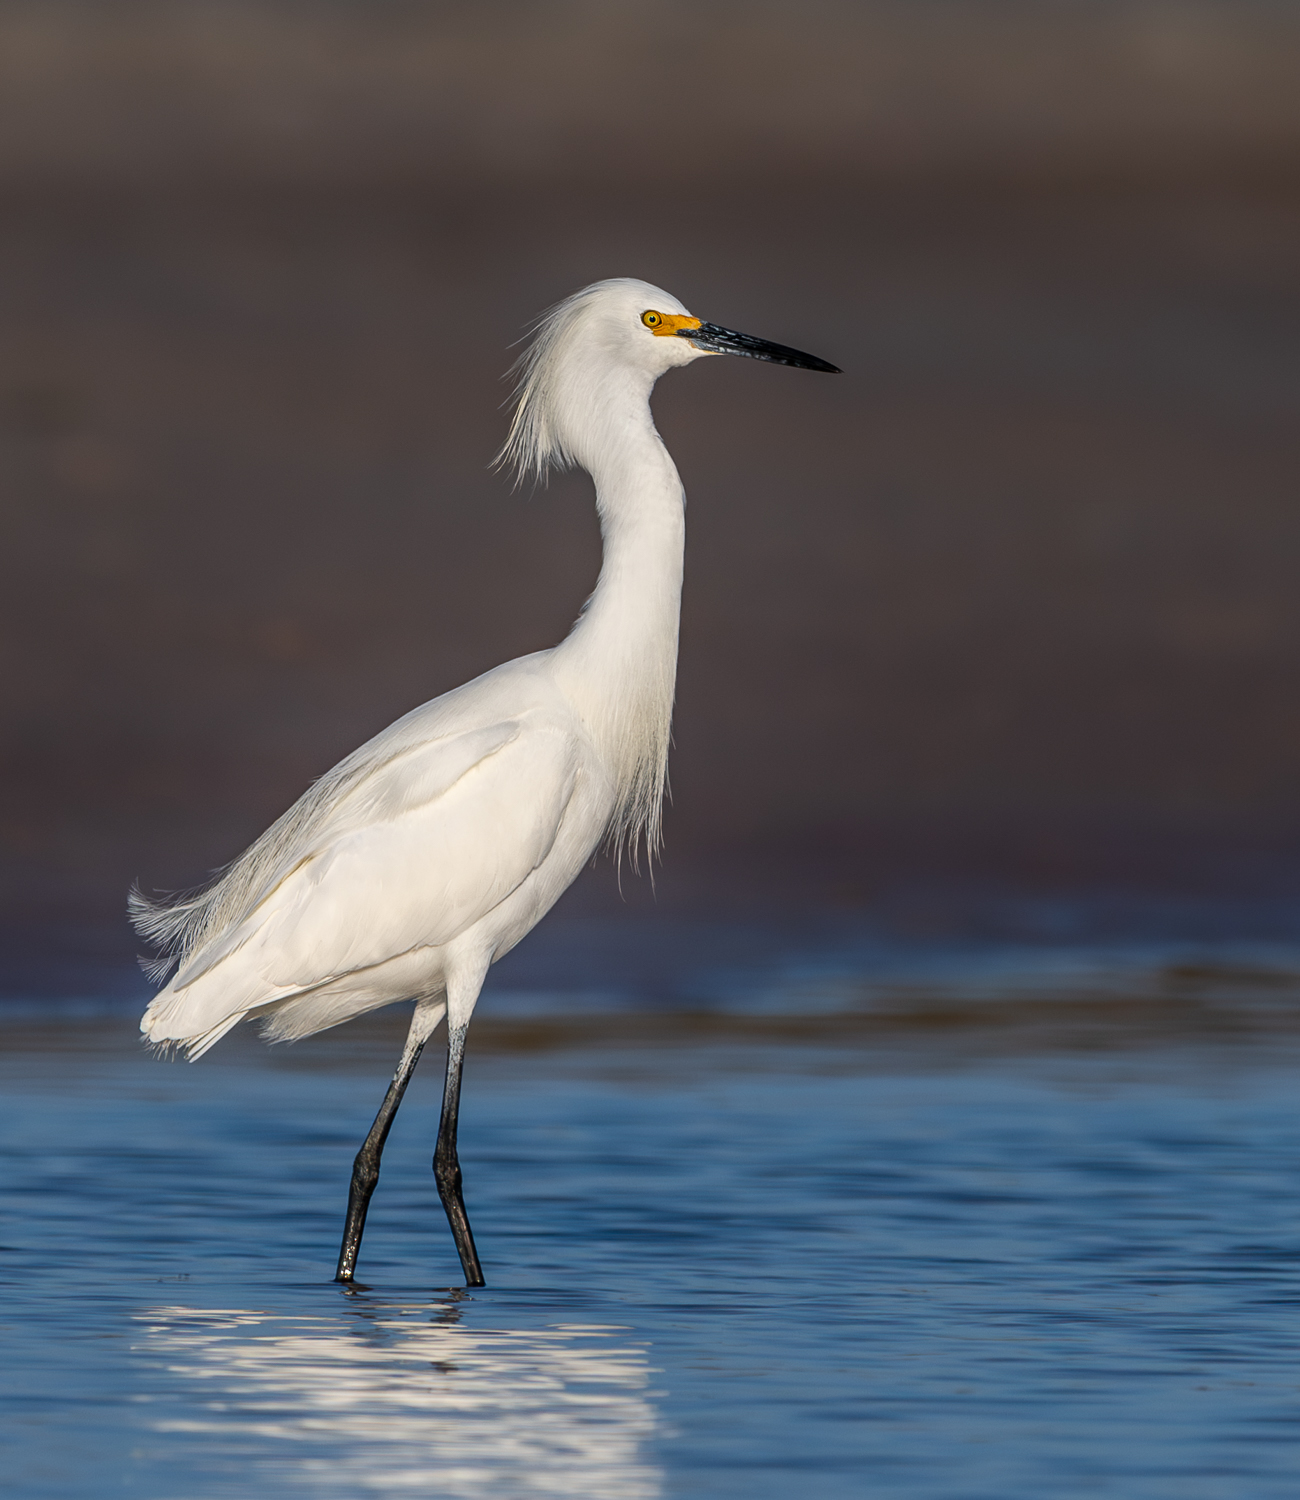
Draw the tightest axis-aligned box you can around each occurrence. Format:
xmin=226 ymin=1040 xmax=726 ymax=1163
xmin=141 ymin=715 xmax=579 ymax=1048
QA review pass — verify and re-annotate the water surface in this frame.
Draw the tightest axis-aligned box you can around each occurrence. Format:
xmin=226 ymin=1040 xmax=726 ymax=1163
xmin=5 ymin=937 xmax=1300 ymax=1497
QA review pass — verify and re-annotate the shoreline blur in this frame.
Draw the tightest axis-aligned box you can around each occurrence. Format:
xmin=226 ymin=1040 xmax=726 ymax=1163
xmin=2 ymin=1 xmax=1299 ymax=955
xmin=2 ymin=2 xmax=1299 ymax=191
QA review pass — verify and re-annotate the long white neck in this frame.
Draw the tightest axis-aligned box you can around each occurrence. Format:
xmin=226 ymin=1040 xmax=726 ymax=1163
xmin=552 ymin=372 xmax=684 ymax=858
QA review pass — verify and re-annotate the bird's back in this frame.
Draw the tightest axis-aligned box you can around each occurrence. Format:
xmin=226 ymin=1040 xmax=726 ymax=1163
xmin=137 ymin=650 xmax=615 ymax=1055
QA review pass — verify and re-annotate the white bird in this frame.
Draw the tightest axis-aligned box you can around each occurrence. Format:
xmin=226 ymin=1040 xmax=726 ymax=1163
xmin=134 ymin=278 xmax=839 ymax=1286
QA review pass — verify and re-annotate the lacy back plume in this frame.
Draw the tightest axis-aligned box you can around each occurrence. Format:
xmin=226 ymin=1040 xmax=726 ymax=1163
xmin=131 ymin=665 xmax=671 ymax=978
xmin=129 ymin=746 xmax=385 ymax=979
xmin=130 ymin=650 xmax=672 ymax=973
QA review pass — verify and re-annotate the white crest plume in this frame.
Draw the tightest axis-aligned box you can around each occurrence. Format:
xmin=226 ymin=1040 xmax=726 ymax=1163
xmin=497 ymin=281 xmax=609 ymax=483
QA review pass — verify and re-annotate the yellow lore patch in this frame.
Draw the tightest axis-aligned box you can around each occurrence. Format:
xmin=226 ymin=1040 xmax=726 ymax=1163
xmin=642 ymin=310 xmax=702 ymax=337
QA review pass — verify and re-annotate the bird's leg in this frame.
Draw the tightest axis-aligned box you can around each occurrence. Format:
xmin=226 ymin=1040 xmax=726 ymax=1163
xmin=336 ymin=998 xmax=445 ymax=1284
xmin=433 ymin=1018 xmax=485 ymax=1287
xmin=334 ymin=1050 xmax=422 ymax=1283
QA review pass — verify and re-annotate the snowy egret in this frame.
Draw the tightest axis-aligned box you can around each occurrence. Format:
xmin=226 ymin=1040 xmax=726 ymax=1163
xmin=134 ymin=278 xmax=839 ymax=1286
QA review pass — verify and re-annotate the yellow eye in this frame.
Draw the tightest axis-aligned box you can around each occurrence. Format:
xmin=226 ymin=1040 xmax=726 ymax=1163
xmin=641 ymin=310 xmax=662 ymax=328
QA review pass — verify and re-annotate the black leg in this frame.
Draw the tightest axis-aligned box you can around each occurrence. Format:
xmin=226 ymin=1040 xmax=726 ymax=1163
xmin=434 ymin=1020 xmax=485 ymax=1287
xmin=336 ymin=1036 xmax=428 ymax=1283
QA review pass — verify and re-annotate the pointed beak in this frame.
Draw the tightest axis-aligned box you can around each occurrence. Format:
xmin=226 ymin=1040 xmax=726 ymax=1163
xmin=677 ymin=321 xmax=840 ymax=373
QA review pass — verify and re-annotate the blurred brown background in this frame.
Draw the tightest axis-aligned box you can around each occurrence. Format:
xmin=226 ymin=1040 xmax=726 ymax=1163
xmin=2 ymin=1 xmax=1300 ymax=952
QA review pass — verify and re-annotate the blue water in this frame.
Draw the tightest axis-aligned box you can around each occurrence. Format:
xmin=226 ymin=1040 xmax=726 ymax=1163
xmin=5 ymin=925 xmax=1300 ymax=1498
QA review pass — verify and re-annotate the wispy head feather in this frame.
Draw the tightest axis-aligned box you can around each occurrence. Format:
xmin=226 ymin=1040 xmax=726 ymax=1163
xmin=496 ymin=277 xmax=690 ymax=485
xmin=496 ymin=282 xmax=604 ymax=483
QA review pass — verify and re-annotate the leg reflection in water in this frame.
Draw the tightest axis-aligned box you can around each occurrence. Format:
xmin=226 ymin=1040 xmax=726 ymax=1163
xmin=135 ymin=1298 xmax=663 ymax=1499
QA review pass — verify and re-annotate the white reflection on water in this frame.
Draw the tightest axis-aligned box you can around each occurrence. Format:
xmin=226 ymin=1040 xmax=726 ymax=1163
xmin=134 ymin=1303 xmax=663 ymax=1498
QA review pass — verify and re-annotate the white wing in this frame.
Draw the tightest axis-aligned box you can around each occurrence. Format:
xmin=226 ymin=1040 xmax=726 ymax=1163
xmin=142 ymin=712 xmax=579 ymax=1044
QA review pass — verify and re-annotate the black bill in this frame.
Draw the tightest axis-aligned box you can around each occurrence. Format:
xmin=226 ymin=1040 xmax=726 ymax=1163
xmin=678 ymin=321 xmax=840 ymax=373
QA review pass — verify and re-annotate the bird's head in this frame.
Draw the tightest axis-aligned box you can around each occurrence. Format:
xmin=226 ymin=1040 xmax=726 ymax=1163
xmin=498 ymin=278 xmax=838 ymax=482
